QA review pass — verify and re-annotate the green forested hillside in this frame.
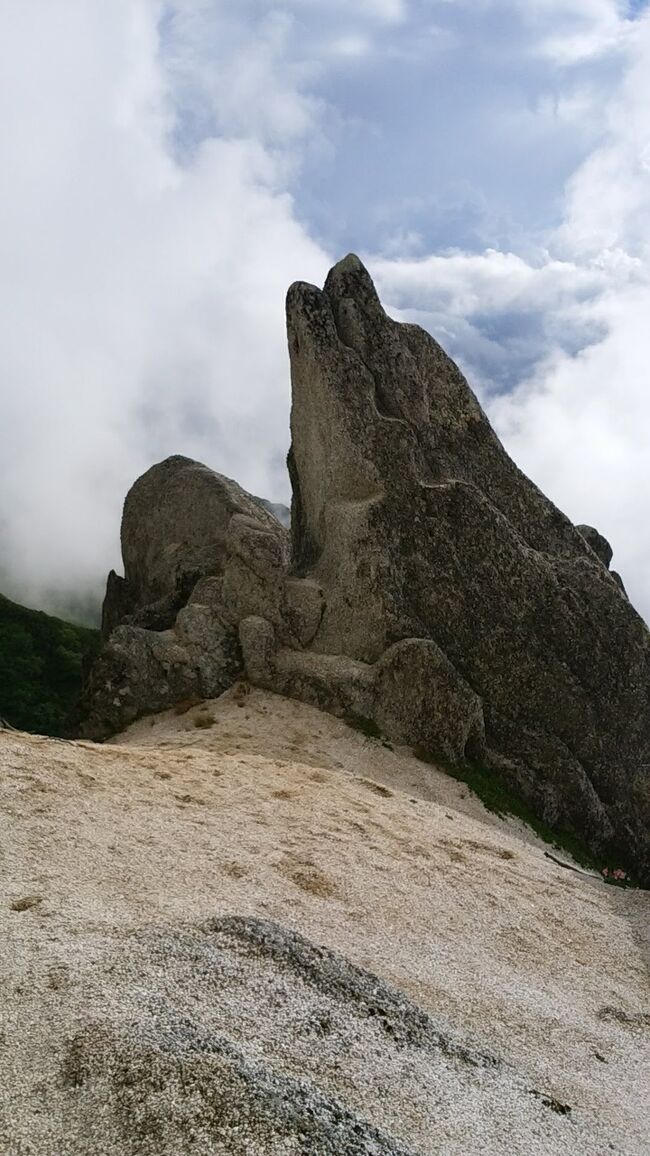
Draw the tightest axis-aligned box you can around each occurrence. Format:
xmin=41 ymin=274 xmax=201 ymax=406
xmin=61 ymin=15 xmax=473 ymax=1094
xmin=0 ymin=593 xmax=99 ymax=736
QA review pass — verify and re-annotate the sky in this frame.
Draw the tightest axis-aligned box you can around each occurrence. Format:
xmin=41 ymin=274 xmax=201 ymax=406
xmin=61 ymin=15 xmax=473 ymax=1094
xmin=1 ymin=0 xmax=649 ymax=620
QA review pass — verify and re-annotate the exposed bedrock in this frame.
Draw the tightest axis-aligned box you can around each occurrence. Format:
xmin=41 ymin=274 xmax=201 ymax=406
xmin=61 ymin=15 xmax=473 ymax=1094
xmin=81 ymin=257 xmax=650 ymax=883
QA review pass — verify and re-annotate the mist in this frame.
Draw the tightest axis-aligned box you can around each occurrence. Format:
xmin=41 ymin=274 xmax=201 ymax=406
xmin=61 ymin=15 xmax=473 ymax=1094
xmin=1 ymin=1 xmax=649 ymax=623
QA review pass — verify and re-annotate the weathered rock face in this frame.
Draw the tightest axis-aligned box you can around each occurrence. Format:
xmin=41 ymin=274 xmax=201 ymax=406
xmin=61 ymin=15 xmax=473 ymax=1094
xmin=81 ymin=257 xmax=650 ymax=884
xmin=256 ymin=497 xmax=291 ymax=528
xmin=103 ymin=456 xmax=285 ymax=637
xmin=576 ymin=524 xmax=614 ymax=569
xmin=80 ymin=457 xmax=290 ymax=737
xmin=576 ymin=523 xmax=627 ymax=594
xmin=284 ymin=256 xmax=650 ymax=880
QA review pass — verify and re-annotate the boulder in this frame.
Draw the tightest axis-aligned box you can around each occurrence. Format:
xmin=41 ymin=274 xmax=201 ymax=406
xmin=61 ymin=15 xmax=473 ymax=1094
xmin=576 ymin=524 xmax=628 ymax=596
xmin=79 ymin=607 xmax=241 ymax=740
xmin=284 ymin=577 xmax=325 ymax=647
xmin=117 ymin=455 xmax=286 ymax=629
xmin=82 ymin=458 xmax=289 ymax=735
xmin=374 ymin=639 xmax=486 ymax=764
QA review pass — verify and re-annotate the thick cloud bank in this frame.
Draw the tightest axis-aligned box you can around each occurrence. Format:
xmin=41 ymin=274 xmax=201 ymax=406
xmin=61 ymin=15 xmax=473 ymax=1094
xmin=0 ymin=0 xmax=649 ymax=619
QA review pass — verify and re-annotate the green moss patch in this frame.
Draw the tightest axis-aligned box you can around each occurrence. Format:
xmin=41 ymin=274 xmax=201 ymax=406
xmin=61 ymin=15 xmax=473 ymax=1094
xmin=412 ymin=744 xmax=634 ymax=881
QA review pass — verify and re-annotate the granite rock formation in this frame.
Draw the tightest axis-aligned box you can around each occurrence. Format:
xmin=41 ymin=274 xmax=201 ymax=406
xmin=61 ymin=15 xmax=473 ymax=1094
xmin=83 ymin=456 xmax=290 ymax=737
xmin=101 ymin=456 xmax=286 ymax=636
xmin=81 ymin=256 xmax=650 ymax=884
xmin=576 ymin=523 xmax=627 ymax=594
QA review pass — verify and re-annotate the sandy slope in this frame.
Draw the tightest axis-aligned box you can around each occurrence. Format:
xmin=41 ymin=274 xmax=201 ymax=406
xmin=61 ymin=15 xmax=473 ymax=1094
xmin=1 ymin=687 xmax=648 ymax=1154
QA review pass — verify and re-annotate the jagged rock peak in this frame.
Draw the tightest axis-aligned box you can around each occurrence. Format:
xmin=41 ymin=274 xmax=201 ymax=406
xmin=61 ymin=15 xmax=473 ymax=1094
xmin=82 ymin=257 xmax=650 ymax=885
xmin=285 ymin=255 xmax=649 ymax=881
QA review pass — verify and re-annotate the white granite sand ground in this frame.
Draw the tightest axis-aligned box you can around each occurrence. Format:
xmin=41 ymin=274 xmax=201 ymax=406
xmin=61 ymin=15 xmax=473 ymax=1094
xmin=1 ymin=688 xmax=648 ymax=1154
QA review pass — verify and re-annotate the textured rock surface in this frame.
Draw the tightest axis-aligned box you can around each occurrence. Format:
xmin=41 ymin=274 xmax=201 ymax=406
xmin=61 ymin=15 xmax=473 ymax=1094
xmin=80 ymin=457 xmax=288 ymax=736
xmin=82 ymin=257 xmax=650 ymax=883
xmin=79 ymin=610 xmax=241 ymax=739
xmin=282 ymin=255 xmax=650 ymax=882
xmin=116 ymin=455 xmax=284 ymax=631
xmin=374 ymin=639 xmax=486 ymax=764
xmin=577 ymin=524 xmax=628 ymax=596
xmin=576 ymin=524 xmax=614 ymax=569
xmin=255 ymin=497 xmax=291 ymax=528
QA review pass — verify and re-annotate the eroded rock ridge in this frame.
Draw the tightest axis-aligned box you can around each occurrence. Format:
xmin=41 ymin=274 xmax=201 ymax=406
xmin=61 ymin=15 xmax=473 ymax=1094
xmin=81 ymin=256 xmax=650 ymax=883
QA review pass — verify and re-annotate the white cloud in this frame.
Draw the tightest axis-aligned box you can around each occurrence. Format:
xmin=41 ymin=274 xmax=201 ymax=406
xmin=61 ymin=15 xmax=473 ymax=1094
xmin=0 ymin=0 xmax=330 ymax=611
xmin=371 ymin=9 xmax=650 ymax=612
xmin=372 ymin=249 xmax=606 ymax=317
xmin=558 ymin=17 xmax=650 ymax=254
xmin=161 ymin=4 xmax=322 ymax=149
xmin=329 ymin=35 xmax=373 ymax=58
xmin=486 ymin=20 xmax=650 ymax=610
xmin=490 ymin=278 xmax=650 ymax=604
xmin=462 ymin=0 xmax=632 ymax=61
xmin=1 ymin=0 xmax=650 ymax=627
xmin=290 ymin=0 xmax=409 ymax=25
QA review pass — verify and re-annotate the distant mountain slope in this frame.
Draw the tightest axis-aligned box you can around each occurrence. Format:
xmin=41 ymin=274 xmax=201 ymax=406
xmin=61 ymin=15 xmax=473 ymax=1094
xmin=0 ymin=593 xmax=99 ymax=735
